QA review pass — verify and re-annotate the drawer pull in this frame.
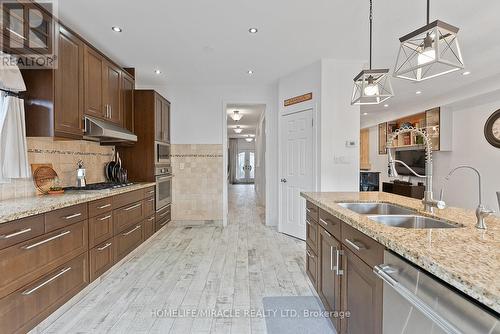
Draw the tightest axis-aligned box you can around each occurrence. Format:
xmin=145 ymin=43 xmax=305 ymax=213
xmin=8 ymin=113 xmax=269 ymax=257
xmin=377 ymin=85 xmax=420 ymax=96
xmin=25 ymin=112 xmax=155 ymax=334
xmin=97 ymin=242 xmax=112 ymax=251
xmin=124 ymin=203 xmax=142 ymax=211
xmin=98 ymin=204 xmax=111 ymax=209
xmin=306 ymin=250 xmax=315 ymax=259
xmin=148 ymin=190 xmax=155 ymax=194
xmin=344 ymin=238 xmax=367 ymax=251
xmin=148 ymin=198 xmax=155 ymax=202
xmin=99 ymin=215 xmax=112 ymax=221
xmin=0 ymin=227 xmax=32 ymax=239
xmin=319 ymin=218 xmax=328 ymax=227
xmin=22 ymin=267 xmax=72 ymax=295
xmin=335 ymin=249 xmax=344 ymax=276
xmin=158 ymin=211 xmax=170 ymax=218
xmin=122 ymin=225 xmax=141 ymax=236
xmin=148 ymin=217 xmax=155 ymax=222
xmin=64 ymin=212 xmax=82 ymax=220
xmin=22 ymin=230 xmax=71 ymax=250
xmin=323 ymin=230 xmax=333 ymax=238
xmin=159 ymin=220 xmax=169 ymax=227
xmin=306 ymin=208 xmax=311 ymax=213
xmin=305 ymin=220 xmax=311 ymax=226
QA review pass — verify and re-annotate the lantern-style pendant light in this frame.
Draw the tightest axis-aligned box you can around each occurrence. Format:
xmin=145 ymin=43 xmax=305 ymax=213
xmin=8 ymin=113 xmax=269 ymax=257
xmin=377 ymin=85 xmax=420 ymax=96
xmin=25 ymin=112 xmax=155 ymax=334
xmin=351 ymin=0 xmax=394 ymax=105
xmin=394 ymin=0 xmax=464 ymax=81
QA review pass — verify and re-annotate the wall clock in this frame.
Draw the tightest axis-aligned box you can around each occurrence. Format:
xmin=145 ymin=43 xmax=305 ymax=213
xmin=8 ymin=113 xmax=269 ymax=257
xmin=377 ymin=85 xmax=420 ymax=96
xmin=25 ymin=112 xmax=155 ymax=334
xmin=484 ymin=109 xmax=500 ymax=148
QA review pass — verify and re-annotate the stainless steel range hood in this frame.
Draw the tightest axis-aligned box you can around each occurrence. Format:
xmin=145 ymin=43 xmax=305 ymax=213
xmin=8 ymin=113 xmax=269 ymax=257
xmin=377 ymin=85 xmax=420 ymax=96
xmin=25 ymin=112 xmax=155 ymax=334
xmin=84 ymin=116 xmax=137 ymax=143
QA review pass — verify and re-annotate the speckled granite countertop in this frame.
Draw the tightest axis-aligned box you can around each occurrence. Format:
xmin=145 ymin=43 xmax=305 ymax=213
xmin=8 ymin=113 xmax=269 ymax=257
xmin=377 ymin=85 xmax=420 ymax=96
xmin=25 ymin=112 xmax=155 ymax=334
xmin=301 ymin=191 xmax=500 ymax=313
xmin=0 ymin=183 xmax=156 ymax=224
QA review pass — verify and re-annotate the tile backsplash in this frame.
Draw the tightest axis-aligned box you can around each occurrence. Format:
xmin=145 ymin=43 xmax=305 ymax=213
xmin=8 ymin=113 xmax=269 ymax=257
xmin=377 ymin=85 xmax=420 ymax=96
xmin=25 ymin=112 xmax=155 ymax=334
xmin=171 ymin=144 xmax=223 ymax=221
xmin=0 ymin=138 xmax=114 ymax=200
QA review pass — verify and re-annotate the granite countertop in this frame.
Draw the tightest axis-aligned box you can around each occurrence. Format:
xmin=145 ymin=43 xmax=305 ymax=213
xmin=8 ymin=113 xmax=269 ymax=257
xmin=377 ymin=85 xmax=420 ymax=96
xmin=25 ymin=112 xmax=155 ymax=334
xmin=0 ymin=182 xmax=156 ymax=224
xmin=301 ymin=191 xmax=500 ymax=313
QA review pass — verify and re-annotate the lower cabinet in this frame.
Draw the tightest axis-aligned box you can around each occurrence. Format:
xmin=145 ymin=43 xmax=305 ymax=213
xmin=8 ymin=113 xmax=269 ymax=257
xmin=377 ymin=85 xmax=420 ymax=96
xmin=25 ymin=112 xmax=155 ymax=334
xmin=318 ymin=228 xmax=342 ymax=331
xmin=89 ymin=240 xmax=114 ymax=281
xmin=305 ymin=245 xmax=318 ymax=289
xmin=144 ymin=216 xmax=155 ymax=239
xmin=341 ymin=247 xmax=383 ymax=334
xmin=114 ymin=223 xmax=144 ymax=261
xmin=0 ymin=253 xmax=88 ymax=334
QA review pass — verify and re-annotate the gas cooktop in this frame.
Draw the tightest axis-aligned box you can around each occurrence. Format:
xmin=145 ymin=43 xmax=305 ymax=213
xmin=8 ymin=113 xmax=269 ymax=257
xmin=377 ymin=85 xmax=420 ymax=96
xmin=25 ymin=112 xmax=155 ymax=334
xmin=64 ymin=182 xmax=135 ymax=191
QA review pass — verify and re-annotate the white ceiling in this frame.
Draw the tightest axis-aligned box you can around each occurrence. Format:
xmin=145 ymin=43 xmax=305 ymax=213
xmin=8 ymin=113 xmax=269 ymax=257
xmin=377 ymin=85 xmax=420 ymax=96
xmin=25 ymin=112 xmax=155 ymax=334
xmin=227 ymin=104 xmax=265 ymax=139
xmin=58 ymin=0 xmax=500 ymax=118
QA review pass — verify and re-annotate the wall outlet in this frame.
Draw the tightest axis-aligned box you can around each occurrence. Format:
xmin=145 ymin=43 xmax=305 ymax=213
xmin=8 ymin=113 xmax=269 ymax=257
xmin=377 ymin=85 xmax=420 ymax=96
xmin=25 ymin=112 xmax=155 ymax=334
xmin=345 ymin=140 xmax=357 ymax=148
xmin=179 ymin=163 xmax=185 ymax=170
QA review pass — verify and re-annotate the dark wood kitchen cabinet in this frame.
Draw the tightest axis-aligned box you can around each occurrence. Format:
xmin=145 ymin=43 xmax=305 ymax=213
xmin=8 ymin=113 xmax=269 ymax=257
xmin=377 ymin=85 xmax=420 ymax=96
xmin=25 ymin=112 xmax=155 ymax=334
xmin=103 ymin=60 xmax=122 ymax=125
xmin=83 ymin=45 xmax=105 ymax=119
xmin=318 ymin=228 xmax=342 ymax=331
xmin=154 ymin=94 xmax=170 ymax=143
xmin=121 ymin=72 xmax=135 ymax=132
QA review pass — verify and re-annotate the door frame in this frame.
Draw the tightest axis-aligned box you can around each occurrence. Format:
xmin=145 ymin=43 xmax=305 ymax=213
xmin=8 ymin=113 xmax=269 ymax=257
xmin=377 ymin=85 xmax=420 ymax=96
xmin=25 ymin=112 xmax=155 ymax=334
xmin=222 ymin=100 xmax=271 ymax=227
xmin=278 ymin=105 xmax=319 ymax=235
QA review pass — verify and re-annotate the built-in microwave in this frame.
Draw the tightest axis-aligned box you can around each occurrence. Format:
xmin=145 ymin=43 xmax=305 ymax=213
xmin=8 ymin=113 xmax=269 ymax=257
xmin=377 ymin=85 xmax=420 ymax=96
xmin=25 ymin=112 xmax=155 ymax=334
xmin=155 ymin=142 xmax=171 ymax=164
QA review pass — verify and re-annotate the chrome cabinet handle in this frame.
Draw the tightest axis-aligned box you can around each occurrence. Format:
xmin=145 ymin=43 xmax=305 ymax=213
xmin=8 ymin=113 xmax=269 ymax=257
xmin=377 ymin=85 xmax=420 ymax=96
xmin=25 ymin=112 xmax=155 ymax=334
xmin=344 ymin=238 xmax=366 ymax=251
xmin=305 ymin=220 xmax=311 ymax=226
xmin=99 ymin=215 xmax=112 ymax=221
xmin=306 ymin=208 xmax=311 ymax=213
xmin=109 ymin=105 xmax=112 ymax=119
xmin=148 ymin=190 xmax=155 ymax=194
xmin=148 ymin=217 xmax=155 ymax=222
xmin=159 ymin=220 xmax=169 ymax=227
xmin=158 ymin=211 xmax=170 ymax=218
xmin=22 ymin=230 xmax=71 ymax=250
xmin=22 ymin=267 xmax=72 ymax=295
xmin=97 ymin=243 xmax=112 ymax=251
xmin=124 ymin=203 xmax=141 ymax=211
xmin=64 ymin=213 xmax=82 ymax=220
xmin=335 ymin=249 xmax=344 ymax=276
xmin=319 ymin=218 xmax=328 ymax=227
xmin=122 ymin=225 xmax=141 ymax=236
xmin=98 ymin=204 xmax=111 ymax=209
xmin=157 ymin=176 xmax=172 ymax=181
xmin=148 ymin=198 xmax=155 ymax=202
xmin=0 ymin=228 xmax=32 ymax=239
xmin=323 ymin=230 xmax=332 ymax=239
xmin=306 ymin=250 xmax=315 ymax=259
xmin=373 ymin=265 xmax=461 ymax=334
xmin=330 ymin=246 xmax=334 ymax=271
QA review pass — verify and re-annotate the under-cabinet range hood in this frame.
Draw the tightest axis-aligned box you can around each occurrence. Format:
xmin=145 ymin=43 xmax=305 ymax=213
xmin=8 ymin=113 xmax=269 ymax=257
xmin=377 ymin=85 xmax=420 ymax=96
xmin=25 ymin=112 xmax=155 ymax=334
xmin=84 ymin=116 xmax=137 ymax=143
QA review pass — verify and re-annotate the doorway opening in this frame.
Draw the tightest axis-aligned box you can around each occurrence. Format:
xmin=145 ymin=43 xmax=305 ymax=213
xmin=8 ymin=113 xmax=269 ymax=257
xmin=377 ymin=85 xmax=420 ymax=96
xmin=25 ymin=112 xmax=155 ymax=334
xmin=225 ymin=103 xmax=266 ymax=225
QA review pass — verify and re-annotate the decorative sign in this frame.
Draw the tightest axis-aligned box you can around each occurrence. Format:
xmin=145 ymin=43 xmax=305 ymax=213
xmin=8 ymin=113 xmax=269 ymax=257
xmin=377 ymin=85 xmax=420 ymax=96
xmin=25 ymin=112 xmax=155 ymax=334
xmin=284 ymin=93 xmax=313 ymax=107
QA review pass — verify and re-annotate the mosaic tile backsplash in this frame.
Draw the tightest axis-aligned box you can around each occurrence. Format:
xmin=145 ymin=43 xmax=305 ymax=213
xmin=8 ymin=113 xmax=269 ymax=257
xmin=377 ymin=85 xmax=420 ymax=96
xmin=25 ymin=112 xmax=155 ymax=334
xmin=171 ymin=144 xmax=223 ymax=221
xmin=0 ymin=138 xmax=114 ymax=200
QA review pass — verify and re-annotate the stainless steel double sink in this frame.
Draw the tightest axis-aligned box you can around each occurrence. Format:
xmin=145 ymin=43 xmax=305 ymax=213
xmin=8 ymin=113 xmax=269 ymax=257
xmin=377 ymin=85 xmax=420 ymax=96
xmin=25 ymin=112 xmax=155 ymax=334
xmin=337 ymin=202 xmax=462 ymax=229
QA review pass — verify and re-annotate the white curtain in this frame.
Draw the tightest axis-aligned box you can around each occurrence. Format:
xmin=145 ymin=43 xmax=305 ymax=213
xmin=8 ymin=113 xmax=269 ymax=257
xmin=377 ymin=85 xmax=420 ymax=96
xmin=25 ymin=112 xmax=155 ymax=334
xmin=228 ymin=139 xmax=238 ymax=184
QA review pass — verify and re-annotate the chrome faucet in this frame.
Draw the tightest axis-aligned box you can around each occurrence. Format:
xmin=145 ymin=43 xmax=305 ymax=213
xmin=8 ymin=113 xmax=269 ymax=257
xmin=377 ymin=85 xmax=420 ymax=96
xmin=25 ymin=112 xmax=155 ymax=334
xmin=440 ymin=166 xmax=495 ymax=230
xmin=387 ymin=126 xmax=445 ymax=214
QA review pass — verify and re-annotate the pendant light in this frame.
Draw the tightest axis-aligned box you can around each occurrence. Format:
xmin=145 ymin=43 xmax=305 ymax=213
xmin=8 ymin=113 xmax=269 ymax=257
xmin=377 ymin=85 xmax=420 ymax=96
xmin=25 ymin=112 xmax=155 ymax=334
xmin=351 ymin=0 xmax=394 ymax=105
xmin=234 ymin=125 xmax=243 ymax=134
xmin=394 ymin=0 xmax=464 ymax=81
xmin=245 ymin=135 xmax=253 ymax=143
xmin=230 ymin=110 xmax=243 ymax=121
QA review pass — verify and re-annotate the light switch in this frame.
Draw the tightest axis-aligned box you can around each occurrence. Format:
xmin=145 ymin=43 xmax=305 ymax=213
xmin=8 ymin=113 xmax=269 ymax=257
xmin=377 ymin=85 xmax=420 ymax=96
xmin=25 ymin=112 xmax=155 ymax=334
xmin=179 ymin=163 xmax=185 ymax=170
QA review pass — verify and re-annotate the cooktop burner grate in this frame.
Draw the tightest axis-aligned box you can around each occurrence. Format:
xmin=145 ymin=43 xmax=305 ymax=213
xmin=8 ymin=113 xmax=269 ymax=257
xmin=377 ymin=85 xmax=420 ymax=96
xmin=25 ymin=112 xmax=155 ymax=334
xmin=64 ymin=182 xmax=134 ymax=191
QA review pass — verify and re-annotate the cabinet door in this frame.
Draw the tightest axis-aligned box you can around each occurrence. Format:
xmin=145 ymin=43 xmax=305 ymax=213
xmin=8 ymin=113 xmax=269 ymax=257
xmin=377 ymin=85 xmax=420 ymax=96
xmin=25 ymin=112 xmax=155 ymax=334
xmin=162 ymin=99 xmax=170 ymax=143
xmin=121 ymin=73 xmax=135 ymax=132
xmin=103 ymin=61 xmax=122 ymax=125
xmin=154 ymin=94 xmax=163 ymax=141
xmin=341 ymin=247 xmax=382 ymax=334
xmin=84 ymin=46 xmax=104 ymax=118
xmin=318 ymin=228 xmax=342 ymax=331
xmin=54 ymin=25 xmax=84 ymax=136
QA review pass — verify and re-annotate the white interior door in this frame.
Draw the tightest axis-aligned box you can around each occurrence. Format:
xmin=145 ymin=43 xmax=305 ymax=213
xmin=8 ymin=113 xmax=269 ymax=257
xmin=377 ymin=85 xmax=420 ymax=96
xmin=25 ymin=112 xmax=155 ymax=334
xmin=236 ymin=150 xmax=255 ymax=183
xmin=280 ymin=109 xmax=314 ymax=240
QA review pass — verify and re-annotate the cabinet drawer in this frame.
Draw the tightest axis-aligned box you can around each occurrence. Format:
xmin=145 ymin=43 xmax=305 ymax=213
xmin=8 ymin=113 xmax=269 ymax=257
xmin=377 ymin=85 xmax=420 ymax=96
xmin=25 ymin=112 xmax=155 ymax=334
xmin=306 ymin=245 xmax=318 ymax=289
xmin=144 ymin=215 xmax=155 ymax=239
xmin=0 ymin=253 xmax=88 ymax=334
xmin=342 ymin=223 xmax=384 ymax=268
xmin=0 ymin=220 xmax=88 ymax=300
xmin=143 ymin=197 xmax=155 ymax=217
xmin=306 ymin=201 xmax=319 ymax=222
xmin=113 ymin=201 xmax=144 ymax=234
xmin=155 ymin=206 xmax=171 ymax=231
xmin=89 ymin=240 xmax=114 ymax=281
xmin=143 ymin=186 xmax=155 ymax=199
xmin=113 ymin=189 xmax=143 ymax=209
xmin=114 ymin=223 xmax=143 ymax=261
xmin=318 ymin=209 xmax=342 ymax=240
xmin=88 ymin=197 xmax=113 ymax=218
xmin=45 ymin=203 xmax=88 ymax=233
xmin=89 ymin=212 xmax=113 ymax=248
xmin=305 ymin=218 xmax=319 ymax=254
xmin=0 ymin=215 xmax=44 ymax=251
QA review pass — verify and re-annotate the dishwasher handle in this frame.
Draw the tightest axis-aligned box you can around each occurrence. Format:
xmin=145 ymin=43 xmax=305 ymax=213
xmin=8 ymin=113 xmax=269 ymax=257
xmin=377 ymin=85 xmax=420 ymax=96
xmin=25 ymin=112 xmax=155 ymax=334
xmin=373 ymin=265 xmax=462 ymax=334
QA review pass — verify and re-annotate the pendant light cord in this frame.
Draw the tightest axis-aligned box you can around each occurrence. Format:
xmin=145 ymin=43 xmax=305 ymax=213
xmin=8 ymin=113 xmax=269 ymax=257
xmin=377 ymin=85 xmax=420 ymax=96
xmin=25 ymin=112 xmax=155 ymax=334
xmin=369 ymin=0 xmax=373 ymax=69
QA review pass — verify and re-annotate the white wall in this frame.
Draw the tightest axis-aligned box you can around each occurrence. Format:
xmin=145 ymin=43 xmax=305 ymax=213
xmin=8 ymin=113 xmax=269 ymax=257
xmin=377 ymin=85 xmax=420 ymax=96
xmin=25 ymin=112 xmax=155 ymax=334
xmin=255 ymin=114 xmax=266 ymax=206
xmin=365 ymin=91 xmax=500 ymax=212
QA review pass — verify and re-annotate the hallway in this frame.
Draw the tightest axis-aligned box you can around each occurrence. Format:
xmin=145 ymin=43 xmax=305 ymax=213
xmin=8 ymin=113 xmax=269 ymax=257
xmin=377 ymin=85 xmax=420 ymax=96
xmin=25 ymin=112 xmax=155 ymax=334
xmin=34 ymin=186 xmax=314 ymax=334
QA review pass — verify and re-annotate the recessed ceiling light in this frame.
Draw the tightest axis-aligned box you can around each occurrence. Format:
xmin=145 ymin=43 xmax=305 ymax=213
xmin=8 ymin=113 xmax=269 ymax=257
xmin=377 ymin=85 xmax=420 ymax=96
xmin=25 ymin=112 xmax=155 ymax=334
xmin=249 ymin=28 xmax=258 ymax=34
xmin=384 ymin=104 xmax=389 ymax=108
xmin=462 ymin=71 xmax=471 ymax=76
xmin=416 ymin=91 xmax=422 ymax=95
xmin=247 ymin=70 xmax=254 ymax=75
xmin=363 ymin=112 xmax=368 ymax=116
xmin=111 ymin=26 xmax=122 ymax=32
xmin=154 ymin=69 xmax=162 ymax=75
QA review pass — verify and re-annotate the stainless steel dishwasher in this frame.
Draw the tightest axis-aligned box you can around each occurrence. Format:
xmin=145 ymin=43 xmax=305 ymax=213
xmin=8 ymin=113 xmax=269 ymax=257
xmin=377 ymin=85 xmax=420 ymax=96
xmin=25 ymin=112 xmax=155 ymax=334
xmin=374 ymin=251 xmax=500 ymax=334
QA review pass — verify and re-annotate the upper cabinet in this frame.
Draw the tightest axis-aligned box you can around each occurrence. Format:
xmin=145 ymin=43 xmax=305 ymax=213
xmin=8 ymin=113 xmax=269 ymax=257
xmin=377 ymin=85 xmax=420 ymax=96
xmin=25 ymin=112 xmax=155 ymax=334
xmin=154 ymin=94 xmax=170 ymax=143
xmin=121 ymin=72 xmax=135 ymax=133
xmin=103 ymin=61 xmax=122 ymax=125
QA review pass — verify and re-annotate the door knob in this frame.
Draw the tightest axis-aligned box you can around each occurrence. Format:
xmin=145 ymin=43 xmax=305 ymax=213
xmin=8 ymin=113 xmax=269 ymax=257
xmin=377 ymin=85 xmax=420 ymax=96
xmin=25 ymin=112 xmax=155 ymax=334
xmin=281 ymin=178 xmax=287 ymax=183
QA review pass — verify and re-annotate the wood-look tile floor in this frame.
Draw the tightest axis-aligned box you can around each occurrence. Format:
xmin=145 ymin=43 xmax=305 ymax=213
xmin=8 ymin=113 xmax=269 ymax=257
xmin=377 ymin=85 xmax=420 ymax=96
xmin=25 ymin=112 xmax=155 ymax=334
xmin=37 ymin=185 xmax=314 ymax=334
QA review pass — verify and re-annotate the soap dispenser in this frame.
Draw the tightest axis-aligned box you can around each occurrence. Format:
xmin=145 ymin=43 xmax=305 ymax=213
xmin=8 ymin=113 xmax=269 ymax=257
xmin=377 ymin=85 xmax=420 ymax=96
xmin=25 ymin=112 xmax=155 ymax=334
xmin=76 ymin=160 xmax=86 ymax=188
